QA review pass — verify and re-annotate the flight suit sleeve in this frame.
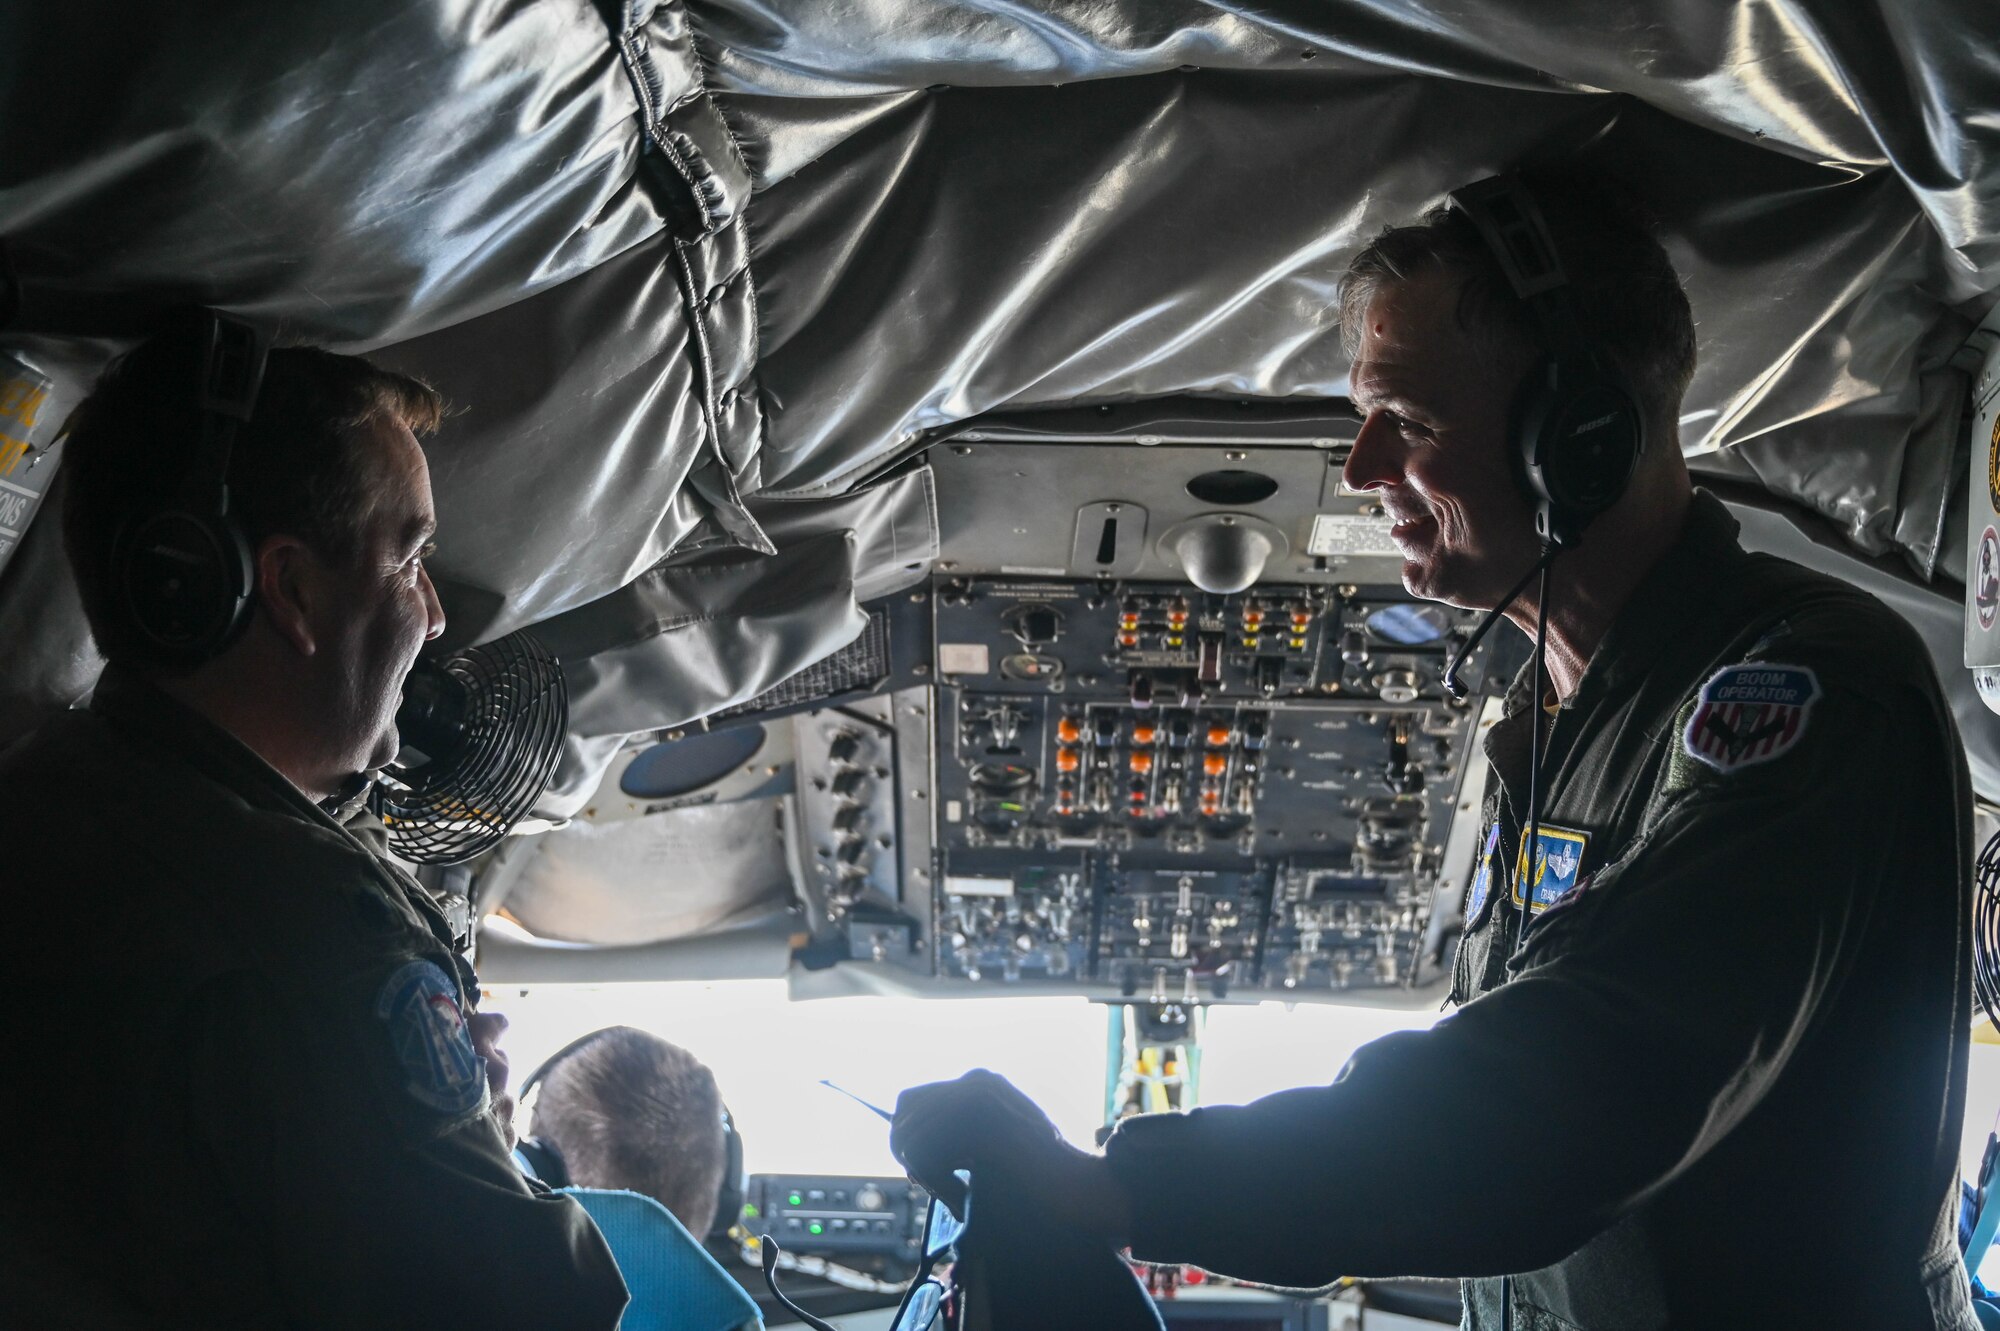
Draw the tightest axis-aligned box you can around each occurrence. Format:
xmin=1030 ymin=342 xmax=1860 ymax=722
xmin=175 ymin=964 xmax=629 ymax=1329
xmin=1102 ymin=640 xmax=1958 ymax=1288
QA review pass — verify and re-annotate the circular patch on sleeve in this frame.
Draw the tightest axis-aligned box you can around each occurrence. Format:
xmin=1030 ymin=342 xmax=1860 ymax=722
xmin=375 ymin=959 xmax=486 ymax=1115
xmin=1977 ymin=526 xmax=1999 ymax=631
xmin=1681 ymin=662 xmax=1821 ymax=773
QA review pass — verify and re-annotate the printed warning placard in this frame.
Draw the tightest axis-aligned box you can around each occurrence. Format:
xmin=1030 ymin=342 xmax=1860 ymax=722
xmin=1306 ymin=512 xmax=1398 ymax=557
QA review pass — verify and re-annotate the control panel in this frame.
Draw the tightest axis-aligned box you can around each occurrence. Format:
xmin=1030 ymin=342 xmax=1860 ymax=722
xmin=745 ymin=1174 xmax=927 ymax=1264
xmin=794 ymin=697 xmax=908 ymax=930
xmin=494 ymin=432 xmax=1528 ymax=1014
xmin=923 ymin=577 xmax=1513 ymax=998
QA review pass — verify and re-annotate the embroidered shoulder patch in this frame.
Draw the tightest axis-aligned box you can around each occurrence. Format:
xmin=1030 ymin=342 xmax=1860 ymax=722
xmin=1681 ymin=662 xmax=1821 ymax=773
xmin=1465 ymin=824 xmax=1500 ymax=923
xmin=1511 ymin=825 xmax=1589 ymax=914
xmin=376 ymin=959 xmax=486 ymax=1116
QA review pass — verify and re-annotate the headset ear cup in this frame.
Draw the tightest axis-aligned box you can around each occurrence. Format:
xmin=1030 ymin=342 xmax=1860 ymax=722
xmin=112 ymin=506 xmax=255 ymax=664
xmin=104 ymin=309 xmax=265 ymax=668
xmin=1452 ymin=175 xmax=1647 ymax=548
xmin=709 ymin=1106 xmax=746 ymax=1242
xmin=1548 ymin=380 xmax=1643 ymax=525
xmin=1511 ymin=357 xmax=1567 ymax=544
xmin=515 ymin=1136 xmax=571 ymax=1189
xmin=1512 ymin=358 xmax=1642 ymax=547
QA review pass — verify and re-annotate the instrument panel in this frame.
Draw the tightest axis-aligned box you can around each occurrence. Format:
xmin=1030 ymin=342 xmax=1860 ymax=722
xmin=745 ymin=1174 xmax=926 ymax=1265
xmin=918 ymin=576 xmax=1505 ymax=998
xmin=508 ymin=433 xmax=1527 ymax=1008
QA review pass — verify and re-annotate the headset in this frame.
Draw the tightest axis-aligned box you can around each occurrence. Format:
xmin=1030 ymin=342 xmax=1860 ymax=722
xmin=109 ymin=309 xmax=268 ymax=666
xmin=516 ymin=1028 xmax=746 ymax=1244
xmin=1444 ymin=178 xmax=1646 ymax=1331
xmin=1445 ymin=175 xmax=1644 ymax=550
xmin=1441 ymin=175 xmax=1647 ymax=702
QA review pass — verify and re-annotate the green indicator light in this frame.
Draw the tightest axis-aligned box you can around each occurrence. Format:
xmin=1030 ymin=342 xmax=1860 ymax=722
xmin=808 ymin=1222 xmax=824 ymax=1235
xmin=743 ymin=1204 xmax=760 ymax=1219
xmin=789 ymin=1192 xmax=804 ymax=1207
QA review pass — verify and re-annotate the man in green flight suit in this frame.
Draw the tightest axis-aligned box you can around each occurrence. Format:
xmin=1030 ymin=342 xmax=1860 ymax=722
xmin=892 ymin=180 xmax=1979 ymax=1328
xmin=0 ymin=322 xmax=629 ymax=1327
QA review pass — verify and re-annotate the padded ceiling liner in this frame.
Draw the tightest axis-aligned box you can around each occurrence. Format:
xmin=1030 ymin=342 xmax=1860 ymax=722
xmin=2 ymin=0 xmax=1997 ymax=756
xmin=500 ymin=796 xmax=794 ymax=945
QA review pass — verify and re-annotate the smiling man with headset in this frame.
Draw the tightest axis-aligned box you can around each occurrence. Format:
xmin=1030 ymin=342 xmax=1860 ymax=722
xmin=0 ymin=316 xmax=627 ymax=1328
xmin=893 ymin=176 xmax=1979 ymax=1329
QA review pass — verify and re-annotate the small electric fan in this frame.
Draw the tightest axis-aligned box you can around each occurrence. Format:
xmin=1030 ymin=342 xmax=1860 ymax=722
xmin=369 ymin=630 xmax=567 ymax=865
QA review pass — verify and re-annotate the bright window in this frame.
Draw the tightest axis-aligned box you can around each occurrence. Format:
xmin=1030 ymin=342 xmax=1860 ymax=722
xmin=492 ymin=982 xmax=1439 ymax=1176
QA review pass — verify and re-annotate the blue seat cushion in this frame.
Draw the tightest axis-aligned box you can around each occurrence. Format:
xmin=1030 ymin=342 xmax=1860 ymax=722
xmin=561 ymin=1187 xmax=761 ymax=1331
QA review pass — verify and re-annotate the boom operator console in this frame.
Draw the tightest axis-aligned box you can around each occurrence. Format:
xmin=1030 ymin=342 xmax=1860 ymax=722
xmin=763 ymin=420 xmax=1522 ymax=1008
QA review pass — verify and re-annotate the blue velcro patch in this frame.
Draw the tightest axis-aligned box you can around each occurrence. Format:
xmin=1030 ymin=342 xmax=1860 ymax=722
xmin=1512 ymin=826 xmax=1589 ymax=914
xmin=1465 ymin=824 xmax=1500 ymax=922
xmin=1682 ymin=662 xmax=1820 ymax=774
xmin=376 ymin=959 xmax=485 ymax=1116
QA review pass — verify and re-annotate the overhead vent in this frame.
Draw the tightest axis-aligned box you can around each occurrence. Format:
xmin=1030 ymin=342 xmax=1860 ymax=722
xmin=1185 ymin=468 xmax=1279 ymax=505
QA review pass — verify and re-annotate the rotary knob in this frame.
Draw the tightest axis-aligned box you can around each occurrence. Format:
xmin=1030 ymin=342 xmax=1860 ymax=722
xmin=856 ymin=1185 xmax=886 ymax=1212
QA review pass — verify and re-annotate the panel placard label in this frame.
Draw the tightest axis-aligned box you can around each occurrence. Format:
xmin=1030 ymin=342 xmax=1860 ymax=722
xmin=1306 ymin=512 xmax=1398 ymax=557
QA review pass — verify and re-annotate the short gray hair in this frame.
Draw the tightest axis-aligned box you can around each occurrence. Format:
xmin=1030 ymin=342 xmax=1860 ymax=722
xmin=1338 ymin=176 xmax=1696 ymax=425
xmin=530 ymin=1027 xmax=728 ymax=1237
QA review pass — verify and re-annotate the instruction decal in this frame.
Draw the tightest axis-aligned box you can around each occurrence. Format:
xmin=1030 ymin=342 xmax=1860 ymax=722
xmin=1306 ymin=513 xmax=1399 ymax=558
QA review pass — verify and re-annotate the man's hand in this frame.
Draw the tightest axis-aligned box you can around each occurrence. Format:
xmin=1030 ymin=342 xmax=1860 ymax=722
xmin=891 ymin=1069 xmax=1132 ymax=1245
xmin=467 ymin=1010 xmax=517 ymax=1149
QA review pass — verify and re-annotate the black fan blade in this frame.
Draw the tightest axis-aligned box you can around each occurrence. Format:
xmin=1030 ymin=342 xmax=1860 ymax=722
xmin=368 ymin=630 xmax=567 ymax=865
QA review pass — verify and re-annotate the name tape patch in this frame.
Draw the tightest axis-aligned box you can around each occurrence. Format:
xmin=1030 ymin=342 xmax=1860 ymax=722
xmin=376 ymin=959 xmax=486 ymax=1116
xmin=1512 ymin=825 xmax=1589 ymax=914
xmin=1682 ymin=662 xmax=1820 ymax=773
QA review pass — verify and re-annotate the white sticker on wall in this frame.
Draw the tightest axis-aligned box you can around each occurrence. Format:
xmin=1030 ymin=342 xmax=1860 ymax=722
xmin=945 ymin=875 xmax=1015 ymax=897
xmin=938 ymin=643 xmax=991 ymax=675
xmin=1306 ymin=513 xmax=1399 ymax=557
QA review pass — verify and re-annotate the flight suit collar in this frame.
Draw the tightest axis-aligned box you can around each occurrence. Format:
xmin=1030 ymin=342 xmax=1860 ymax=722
xmin=90 ymin=666 xmax=344 ymax=833
xmin=1567 ymin=489 xmax=1745 ymax=709
xmin=1478 ymin=491 xmax=1746 ymax=913
xmin=89 ymin=667 xmax=468 ymax=966
xmin=1490 ymin=490 xmax=1742 ymax=723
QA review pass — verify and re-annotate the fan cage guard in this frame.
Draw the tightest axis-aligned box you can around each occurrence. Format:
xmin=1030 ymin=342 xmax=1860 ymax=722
xmin=1976 ymin=831 xmax=2000 ymax=1034
xmin=372 ymin=631 xmax=567 ymax=865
